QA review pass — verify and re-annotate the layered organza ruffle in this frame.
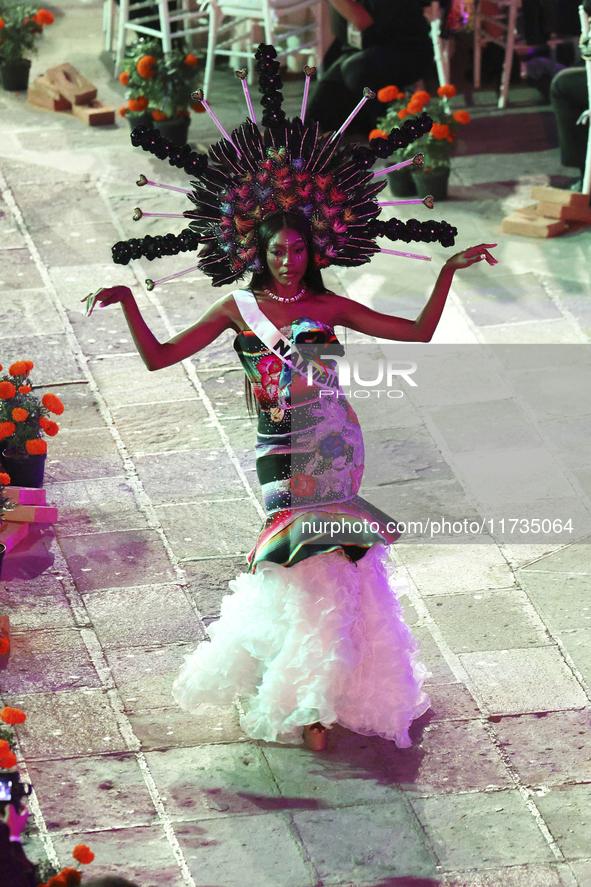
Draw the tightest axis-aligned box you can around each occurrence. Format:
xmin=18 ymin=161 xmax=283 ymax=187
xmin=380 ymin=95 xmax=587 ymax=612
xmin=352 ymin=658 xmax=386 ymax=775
xmin=172 ymin=544 xmax=430 ymax=746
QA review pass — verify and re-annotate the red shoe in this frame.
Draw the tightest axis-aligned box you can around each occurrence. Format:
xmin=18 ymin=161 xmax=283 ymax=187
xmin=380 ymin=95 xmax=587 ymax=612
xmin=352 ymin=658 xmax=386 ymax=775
xmin=303 ymin=722 xmax=327 ymax=751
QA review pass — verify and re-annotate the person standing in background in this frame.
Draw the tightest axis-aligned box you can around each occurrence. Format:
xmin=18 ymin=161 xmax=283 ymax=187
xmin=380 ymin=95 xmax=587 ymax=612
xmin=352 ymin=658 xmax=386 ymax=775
xmin=308 ymin=0 xmax=434 ymax=133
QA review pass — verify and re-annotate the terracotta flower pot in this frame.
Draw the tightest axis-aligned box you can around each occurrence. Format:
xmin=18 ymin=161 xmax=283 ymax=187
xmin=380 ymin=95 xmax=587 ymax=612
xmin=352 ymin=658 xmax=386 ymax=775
xmin=1 ymin=58 xmax=32 ymax=91
xmin=410 ymin=167 xmax=451 ymax=202
xmin=0 ymin=448 xmax=46 ymax=488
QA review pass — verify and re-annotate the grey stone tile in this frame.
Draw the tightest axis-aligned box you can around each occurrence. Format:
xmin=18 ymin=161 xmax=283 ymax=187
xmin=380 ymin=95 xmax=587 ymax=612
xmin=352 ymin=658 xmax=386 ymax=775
xmin=425 ymin=590 xmax=550 ymax=652
xmin=83 ymin=583 xmax=204 ymax=649
xmin=134 ymin=448 xmax=245 ymax=505
xmin=570 ymin=859 xmax=591 ymax=886
xmin=396 ymin=543 xmax=514 ymax=595
xmin=146 ymin=744 xmax=280 ymax=820
xmin=424 ymin=682 xmax=482 ymax=721
xmin=33 ymin=221 xmax=122 ymax=266
xmin=388 ymin=719 xmax=512 ymax=795
xmin=1 ymin=628 xmax=101 ymax=694
xmin=508 ymin=364 xmax=591 ymax=423
xmin=443 ymin=864 xmax=571 ymax=886
xmin=519 ymin=572 xmax=591 ymax=633
xmin=26 ymin=752 xmax=157 ymax=831
xmin=293 ymin=802 xmax=438 ymax=884
xmin=558 ymin=629 xmax=591 ymax=686
xmin=50 ymin=825 xmax=185 ymax=887
xmin=410 ymin=791 xmax=555 ymax=870
xmin=155 ymin=498 xmax=259 ymax=559
xmin=411 ymin=628 xmax=456 ymax=684
xmin=6 ymin=688 xmax=128 ymax=758
xmin=398 ymin=346 xmax=512 ymax=409
xmin=3 ymin=333 xmax=84 ymax=384
xmin=11 ymin=180 xmax=110 ymax=231
xmin=452 ymin=272 xmax=563 ymax=326
xmin=34 ymin=382 xmax=105 ymax=430
xmin=459 ymin=647 xmax=587 ymax=716
xmin=175 ymin=815 xmax=315 ymax=887
xmin=59 ymin=529 xmax=176 ymax=592
xmin=479 ymin=319 xmax=584 ymax=344
xmin=0 ymin=247 xmax=44 ymax=289
xmin=182 ymin=556 xmax=252 ymax=619
xmin=48 ymin=262 xmax=140 ymax=313
xmin=490 ymin=710 xmax=591 ymax=786
xmin=200 ymin=367 xmax=251 ymax=421
xmin=45 ymin=428 xmax=125 ymax=482
xmin=362 ymin=425 xmax=454 ymax=488
xmin=65 ymin=303 xmax=170 ymax=358
xmin=429 ymin=399 xmax=543 ymax=455
xmin=89 ymin=353 xmax=196 ymax=408
xmin=0 ymin=289 xmax=65 ymax=336
xmin=533 ymin=785 xmax=591 ymax=861
xmin=106 ymin=643 xmax=194 ymax=712
xmin=128 ymin=703 xmax=246 ymax=749
xmin=0 ymin=580 xmax=76 ymax=631
xmin=520 ymin=545 xmax=591 ymax=573
xmin=50 ymin=477 xmax=149 ymax=536
xmin=110 ymin=398 xmax=209 ymax=455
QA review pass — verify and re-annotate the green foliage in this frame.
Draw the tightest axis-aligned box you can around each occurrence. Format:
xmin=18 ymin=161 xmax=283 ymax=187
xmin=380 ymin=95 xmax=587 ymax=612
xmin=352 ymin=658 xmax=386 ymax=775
xmin=33 ymin=860 xmax=60 ymax=885
xmin=0 ymin=4 xmax=48 ymax=63
xmin=119 ymin=37 xmax=201 ymax=120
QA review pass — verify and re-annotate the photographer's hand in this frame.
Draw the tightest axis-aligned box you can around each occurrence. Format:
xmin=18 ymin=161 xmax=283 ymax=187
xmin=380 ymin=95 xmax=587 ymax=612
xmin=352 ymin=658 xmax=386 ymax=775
xmin=5 ymin=802 xmax=28 ymax=840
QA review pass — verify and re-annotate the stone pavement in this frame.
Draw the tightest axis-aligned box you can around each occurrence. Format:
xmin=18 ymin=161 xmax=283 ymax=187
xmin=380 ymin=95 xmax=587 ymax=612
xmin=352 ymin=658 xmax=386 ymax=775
xmin=1 ymin=2 xmax=590 ymax=885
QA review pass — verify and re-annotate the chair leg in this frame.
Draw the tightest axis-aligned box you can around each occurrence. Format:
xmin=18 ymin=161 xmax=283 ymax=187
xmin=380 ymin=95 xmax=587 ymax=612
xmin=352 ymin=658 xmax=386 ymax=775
xmin=158 ymin=0 xmax=173 ymax=55
xmin=203 ymin=4 xmax=220 ymax=99
xmin=473 ymin=2 xmax=482 ymax=89
xmin=498 ymin=0 xmax=518 ymax=108
xmin=114 ymin=0 xmax=130 ymax=75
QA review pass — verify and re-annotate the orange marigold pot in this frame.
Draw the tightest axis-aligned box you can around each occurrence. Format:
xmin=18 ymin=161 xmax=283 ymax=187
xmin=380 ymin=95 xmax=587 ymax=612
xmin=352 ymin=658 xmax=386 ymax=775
xmin=0 ymin=447 xmax=46 ymax=488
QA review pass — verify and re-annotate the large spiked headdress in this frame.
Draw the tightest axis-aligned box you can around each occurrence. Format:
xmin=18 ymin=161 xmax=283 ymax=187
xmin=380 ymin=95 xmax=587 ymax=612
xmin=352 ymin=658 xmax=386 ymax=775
xmin=112 ymin=44 xmax=458 ymax=289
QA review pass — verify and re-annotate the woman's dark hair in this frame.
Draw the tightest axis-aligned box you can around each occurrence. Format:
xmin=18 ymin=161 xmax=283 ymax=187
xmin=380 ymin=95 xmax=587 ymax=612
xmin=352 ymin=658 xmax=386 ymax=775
xmin=247 ymin=212 xmax=325 ymax=294
xmin=245 ymin=212 xmax=326 ymax=417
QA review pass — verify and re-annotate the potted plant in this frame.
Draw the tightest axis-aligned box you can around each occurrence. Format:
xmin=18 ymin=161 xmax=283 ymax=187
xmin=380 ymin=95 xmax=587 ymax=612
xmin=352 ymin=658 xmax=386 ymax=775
xmin=372 ymin=84 xmax=471 ymax=200
xmin=0 ymin=4 xmax=54 ymax=91
xmin=0 ymin=472 xmax=16 ymax=579
xmin=0 ymin=359 xmax=64 ymax=488
xmin=118 ymin=37 xmax=203 ymax=145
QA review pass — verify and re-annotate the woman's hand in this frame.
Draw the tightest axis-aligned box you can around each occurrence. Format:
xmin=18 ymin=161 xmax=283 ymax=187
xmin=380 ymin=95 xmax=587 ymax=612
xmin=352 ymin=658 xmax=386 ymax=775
xmin=81 ymin=286 xmax=133 ymax=317
xmin=444 ymin=243 xmax=498 ymax=271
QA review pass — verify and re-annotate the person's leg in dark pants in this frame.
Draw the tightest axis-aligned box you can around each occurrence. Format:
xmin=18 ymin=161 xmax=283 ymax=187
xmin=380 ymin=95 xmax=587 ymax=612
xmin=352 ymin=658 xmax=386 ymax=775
xmin=550 ymin=66 xmax=589 ymax=174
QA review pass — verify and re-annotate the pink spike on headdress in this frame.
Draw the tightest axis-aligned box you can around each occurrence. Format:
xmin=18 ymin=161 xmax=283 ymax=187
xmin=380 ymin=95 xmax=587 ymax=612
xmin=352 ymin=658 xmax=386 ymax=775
xmin=145 ymin=265 xmax=201 ymax=290
xmin=136 ymin=174 xmax=192 ymax=195
xmin=235 ymin=70 xmax=257 ymax=126
xmin=192 ymin=90 xmax=241 ymax=155
xmin=378 ymin=196 xmax=435 ymax=209
xmin=133 ymin=207 xmax=189 ymax=221
xmin=300 ymin=65 xmax=316 ymax=121
xmin=329 ymin=87 xmax=376 ymax=144
xmin=380 ymin=248 xmax=431 ymax=261
xmin=373 ymin=154 xmax=424 ymax=178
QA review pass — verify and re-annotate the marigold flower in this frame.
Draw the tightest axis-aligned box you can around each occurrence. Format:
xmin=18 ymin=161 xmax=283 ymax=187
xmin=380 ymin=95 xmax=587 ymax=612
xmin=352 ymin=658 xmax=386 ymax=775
xmin=412 ymin=89 xmax=431 ymax=105
xmin=184 ymin=53 xmax=198 ymax=66
xmin=437 ymin=84 xmax=457 ymax=98
xmin=369 ymin=128 xmax=388 ymax=141
xmin=18 ymin=385 xmax=32 ymax=394
xmin=377 ymin=85 xmax=399 ymax=103
xmin=137 ymin=55 xmax=157 ymax=78
xmin=44 ymin=870 xmax=81 ymax=887
xmin=453 ymin=109 xmax=471 ymax=124
xmin=42 ymin=393 xmax=64 ymax=415
xmin=397 ymin=109 xmax=408 ymax=120
xmin=119 ymin=107 xmax=127 ymax=117
xmin=0 ymin=740 xmax=9 ymax=754
xmin=0 ymin=472 xmax=10 ymax=485
xmin=191 ymin=102 xmax=205 ymax=113
xmin=9 ymin=361 xmax=28 ymax=376
xmin=26 ymin=438 xmax=47 ymax=455
xmin=128 ymin=95 xmax=148 ymax=113
xmin=152 ymin=109 xmax=168 ymax=121
xmin=72 ymin=845 xmax=95 ymax=865
xmin=0 ymin=422 xmax=16 ymax=440
xmin=0 ymin=750 xmax=17 ymax=768
xmin=118 ymin=70 xmax=130 ymax=86
xmin=23 ymin=360 xmax=34 ymax=372
xmin=0 ymin=18 xmax=5 ymax=28
xmin=35 ymin=8 xmax=54 ymax=24
xmin=0 ymin=381 xmax=16 ymax=399
xmin=12 ymin=408 xmax=28 ymax=422
xmin=431 ymin=122 xmax=450 ymax=139
xmin=0 ymin=637 xmax=9 ymax=655
xmin=1 ymin=706 xmax=26 ymax=724
xmin=407 ymin=100 xmax=424 ymax=114
xmin=44 ymin=420 xmax=59 ymax=436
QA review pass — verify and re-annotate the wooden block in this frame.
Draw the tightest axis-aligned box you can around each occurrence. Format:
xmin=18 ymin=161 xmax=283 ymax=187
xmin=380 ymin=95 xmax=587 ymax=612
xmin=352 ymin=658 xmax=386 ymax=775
xmin=536 ymin=200 xmax=591 ymax=224
xmin=27 ymin=75 xmax=72 ymax=111
xmin=5 ymin=487 xmax=46 ymax=506
xmin=530 ymin=185 xmax=590 ymax=210
xmin=0 ymin=521 xmax=30 ymax=553
xmin=0 ymin=616 xmax=9 ymax=667
xmin=45 ymin=63 xmax=97 ymax=105
xmin=6 ymin=504 xmax=58 ymax=523
xmin=71 ymin=99 xmax=115 ymax=126
xmin=501 ymin=208 xmax=567 ymax=238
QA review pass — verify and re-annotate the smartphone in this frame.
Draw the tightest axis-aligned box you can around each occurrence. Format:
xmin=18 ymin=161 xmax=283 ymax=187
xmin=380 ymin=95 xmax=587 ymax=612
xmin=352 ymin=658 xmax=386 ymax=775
xmin=0 ymin=774 xmax=13 ymax=802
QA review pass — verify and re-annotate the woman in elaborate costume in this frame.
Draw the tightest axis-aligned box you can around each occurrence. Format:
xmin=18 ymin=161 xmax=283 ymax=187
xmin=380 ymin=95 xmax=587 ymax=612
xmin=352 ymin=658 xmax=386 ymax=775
xmin=89 ymin=45 xmax=497 ymax=750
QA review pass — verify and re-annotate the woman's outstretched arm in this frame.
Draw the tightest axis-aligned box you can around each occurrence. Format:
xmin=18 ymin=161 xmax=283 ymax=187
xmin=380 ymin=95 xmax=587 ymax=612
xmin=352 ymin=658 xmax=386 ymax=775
xmin=332 ymin=243 xmax=498 ymax=342
xmin=89 ymin=286 xmax=236 ymax=371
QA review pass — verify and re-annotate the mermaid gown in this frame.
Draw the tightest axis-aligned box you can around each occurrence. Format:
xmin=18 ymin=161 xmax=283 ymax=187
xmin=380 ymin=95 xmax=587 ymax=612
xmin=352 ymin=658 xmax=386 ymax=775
xmin=172 ymin=313 xmax=430 ymax=746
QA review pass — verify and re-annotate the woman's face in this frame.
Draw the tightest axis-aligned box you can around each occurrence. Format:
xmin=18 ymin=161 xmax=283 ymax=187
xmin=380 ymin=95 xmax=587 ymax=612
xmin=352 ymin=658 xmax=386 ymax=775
xmin=265 ymin=227 xmax=308 ymax=288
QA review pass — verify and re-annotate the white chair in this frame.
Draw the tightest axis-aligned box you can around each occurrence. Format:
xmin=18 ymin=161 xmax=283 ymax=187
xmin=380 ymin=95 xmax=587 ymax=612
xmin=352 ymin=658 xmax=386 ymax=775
xmin=425 ymin=1 xmax=451 ymax=86
xmin=202 ymin=0 xmax=323 ymax=99
xmin=578 ymin=4 xmax=591 ymax=194
xmin=114 ymin=0 xmax=211 ymax=77
xmin=472 ymin=0 xmax=520 ymax=109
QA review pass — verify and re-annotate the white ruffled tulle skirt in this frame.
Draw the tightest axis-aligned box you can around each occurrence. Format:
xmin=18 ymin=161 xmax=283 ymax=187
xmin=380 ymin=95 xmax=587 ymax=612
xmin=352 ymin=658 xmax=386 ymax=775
xmin=172 ymin=544 xmax=430 ymax=746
